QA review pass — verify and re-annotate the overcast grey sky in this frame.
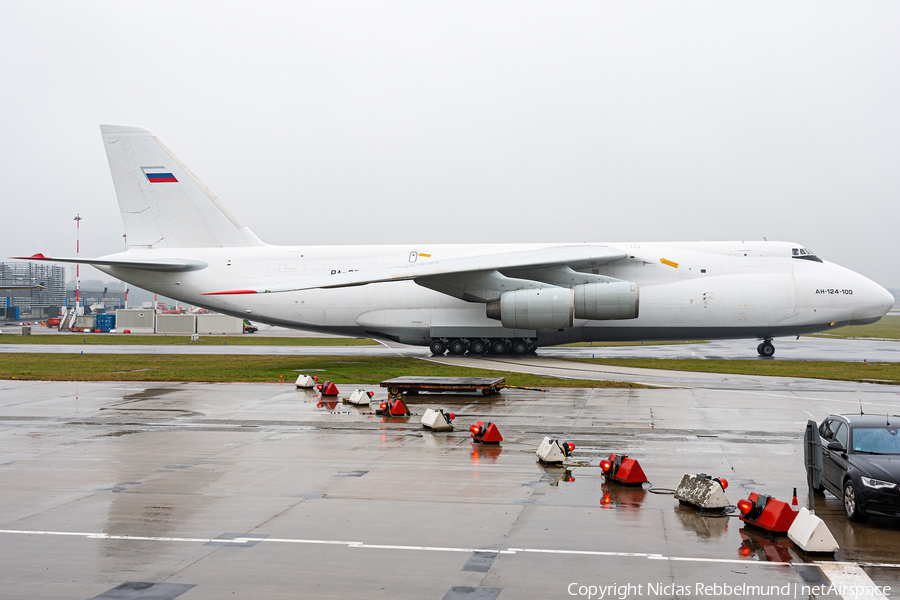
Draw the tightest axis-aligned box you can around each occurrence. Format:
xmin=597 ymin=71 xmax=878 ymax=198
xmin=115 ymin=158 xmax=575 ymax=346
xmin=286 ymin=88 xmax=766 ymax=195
xmin=1 ymin=1 xmax=898 ymax=287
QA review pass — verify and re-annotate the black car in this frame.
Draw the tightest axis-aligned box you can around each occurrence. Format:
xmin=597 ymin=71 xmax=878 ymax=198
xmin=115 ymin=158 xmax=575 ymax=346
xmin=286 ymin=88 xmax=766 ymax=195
xmin=813 ymin=414 xmax=900 ymax=522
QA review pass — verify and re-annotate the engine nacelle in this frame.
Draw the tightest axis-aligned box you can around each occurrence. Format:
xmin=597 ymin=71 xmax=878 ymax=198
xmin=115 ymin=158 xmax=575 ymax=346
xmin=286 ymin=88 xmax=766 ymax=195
xmin=573 ymin=281 xmax=639 ymax=320
xmin=486 ymin=288 xmax=574 ymax=330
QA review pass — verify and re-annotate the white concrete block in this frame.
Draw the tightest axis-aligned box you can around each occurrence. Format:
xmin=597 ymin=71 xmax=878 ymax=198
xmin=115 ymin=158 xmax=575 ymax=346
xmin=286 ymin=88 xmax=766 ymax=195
xmin=787 ymin=508 xmax=839 ymax=553
xmin=421 ymin=408 xmax=453 ymax=431
xmin=295 ymin=375 xmax=318 ymax=388
xmin=348 ymin=389 xmax=374 ymax=405
xmin=674 ymin=473 xmax=730 ymax=509
xmin=536 ymin=436 xmax=567 ymax=464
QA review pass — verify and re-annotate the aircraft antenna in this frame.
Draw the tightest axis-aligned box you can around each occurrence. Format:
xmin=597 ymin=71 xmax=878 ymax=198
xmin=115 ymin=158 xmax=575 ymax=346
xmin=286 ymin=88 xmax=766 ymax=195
xmin=859 ymin=398 xmax=864 ymax=416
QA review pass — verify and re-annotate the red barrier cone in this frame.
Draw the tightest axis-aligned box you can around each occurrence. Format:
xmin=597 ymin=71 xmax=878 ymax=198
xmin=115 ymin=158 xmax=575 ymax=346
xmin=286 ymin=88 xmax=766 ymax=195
xmin=737 ymin=493 xmax=798 ymax=534
xmin=599 ymin=453 xmax=648 ymax=485
xmin=320 ymin=381 xmax=340 ymax=396
xmin=387 ymin=398 xmax=411 ymax=416
xmin=470 ymin=420 xmax=502 ymax=444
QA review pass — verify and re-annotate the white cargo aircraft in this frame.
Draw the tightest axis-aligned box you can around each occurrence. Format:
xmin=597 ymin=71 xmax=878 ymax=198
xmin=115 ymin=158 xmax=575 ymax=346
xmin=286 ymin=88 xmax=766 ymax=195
xmin=15 ymin=125 xmax=894 ymax=356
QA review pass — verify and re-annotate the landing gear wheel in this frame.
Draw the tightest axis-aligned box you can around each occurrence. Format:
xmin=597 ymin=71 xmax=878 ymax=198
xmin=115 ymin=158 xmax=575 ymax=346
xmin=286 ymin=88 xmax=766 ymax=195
xmin=470 ymin=340 xmax=487 ymax=355
xmin=512 ymin=339 xmax=529 ymax=355
xmin=844 ymin=481 xmax=868 ymax=522
xmin=491 ymin=340 xmax=508 ymax=355
xmin=430 ymin=339 xmax=446 ymax=355
xmin=449 ymin=339 xmax=467 ymax=355
xmin=758 ymin=342 xmax=775 ymax=357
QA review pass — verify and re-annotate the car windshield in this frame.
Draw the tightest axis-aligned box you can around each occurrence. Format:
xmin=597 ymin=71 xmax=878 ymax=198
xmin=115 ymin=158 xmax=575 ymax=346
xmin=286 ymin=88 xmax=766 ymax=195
xmin=852 ymin=427 xmax=900 ymax=454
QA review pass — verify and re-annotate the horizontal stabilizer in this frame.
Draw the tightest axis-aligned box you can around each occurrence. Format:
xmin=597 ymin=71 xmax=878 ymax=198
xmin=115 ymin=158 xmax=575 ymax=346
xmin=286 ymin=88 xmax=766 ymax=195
xmin=11 ymin=253 xmax=207 ymax=272
xmin=202 ymin=245 xmax=625 ymax=295
xmin=0 ymin=284 xmax=46 ymax=291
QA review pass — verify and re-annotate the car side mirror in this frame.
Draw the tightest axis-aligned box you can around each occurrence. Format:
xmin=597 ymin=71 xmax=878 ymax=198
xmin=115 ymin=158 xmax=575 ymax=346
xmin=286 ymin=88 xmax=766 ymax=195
xmin=826 ymin=440 xmax=846 ymax=452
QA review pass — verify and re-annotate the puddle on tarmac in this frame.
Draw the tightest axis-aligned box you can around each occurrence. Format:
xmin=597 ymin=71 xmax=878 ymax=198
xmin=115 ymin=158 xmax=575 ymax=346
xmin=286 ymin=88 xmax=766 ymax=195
xmin=738 ymin=527 xmax=800 ymax=563
xmin=599 ymin=481 xmax=648 ymax=508
xmin=673 ymin=503 xmax=731 ymax=538
xmin=122 ymin=388 xmax=180 ymax=401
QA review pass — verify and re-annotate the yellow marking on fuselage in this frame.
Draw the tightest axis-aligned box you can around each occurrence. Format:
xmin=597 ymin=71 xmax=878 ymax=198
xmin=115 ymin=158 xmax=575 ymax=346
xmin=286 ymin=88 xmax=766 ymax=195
xmin=660 ymin=258 xmax=679 ymax=269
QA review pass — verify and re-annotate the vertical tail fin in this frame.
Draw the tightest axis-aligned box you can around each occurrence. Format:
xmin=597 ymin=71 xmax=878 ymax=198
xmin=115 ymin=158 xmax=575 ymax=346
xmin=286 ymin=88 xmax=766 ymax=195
xmin=100 ymin=124 xmax=264 ymax=248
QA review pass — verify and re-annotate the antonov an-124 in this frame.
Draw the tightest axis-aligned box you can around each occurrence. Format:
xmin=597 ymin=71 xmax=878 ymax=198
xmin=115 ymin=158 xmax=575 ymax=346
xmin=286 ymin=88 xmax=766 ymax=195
xmin=16 ymin=125 xmax=894 ymax=357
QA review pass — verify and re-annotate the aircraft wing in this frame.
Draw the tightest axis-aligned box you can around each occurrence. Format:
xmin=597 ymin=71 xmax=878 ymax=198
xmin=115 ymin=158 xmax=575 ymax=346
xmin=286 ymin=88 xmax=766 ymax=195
xmin=11 ymin=253 xmax=208 ymax=272
xmin=204 ymin=245 xmax=626 ymax=295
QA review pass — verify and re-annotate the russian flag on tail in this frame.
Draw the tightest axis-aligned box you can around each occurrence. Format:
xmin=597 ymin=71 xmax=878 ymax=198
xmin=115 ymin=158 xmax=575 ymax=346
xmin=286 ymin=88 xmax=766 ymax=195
xmin=146 ymin=172 xmax=178 ymax=183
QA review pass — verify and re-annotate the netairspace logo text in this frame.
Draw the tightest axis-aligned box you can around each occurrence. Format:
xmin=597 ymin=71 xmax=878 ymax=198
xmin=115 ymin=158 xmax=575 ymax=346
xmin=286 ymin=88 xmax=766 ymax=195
xmin=567 ymin=582 xmax=891 ymax=599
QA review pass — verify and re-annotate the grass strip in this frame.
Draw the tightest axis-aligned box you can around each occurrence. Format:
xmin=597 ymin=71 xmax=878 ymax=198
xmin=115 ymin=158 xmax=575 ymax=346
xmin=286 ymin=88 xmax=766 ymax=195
xmin=806 ymin=316 xmax=900 ymax=340
xmin=569 ymin=358 xmax=900 ymax=384
xmin=0 ymin=354 xmax=647 ymax=388
xmin=0 ymin=334 xmax=378 ymax=346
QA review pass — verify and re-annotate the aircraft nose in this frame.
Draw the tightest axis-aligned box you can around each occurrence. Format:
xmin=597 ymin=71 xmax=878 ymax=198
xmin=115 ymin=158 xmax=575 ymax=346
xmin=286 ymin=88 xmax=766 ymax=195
xmin=878 ymin=285 xmax=895 ymax=313
xmin=855 ymin=276 xmax=894 ymax=321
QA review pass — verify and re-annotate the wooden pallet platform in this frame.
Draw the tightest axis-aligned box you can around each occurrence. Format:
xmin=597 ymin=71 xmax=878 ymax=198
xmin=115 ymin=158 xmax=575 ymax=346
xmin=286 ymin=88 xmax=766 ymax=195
xmin=380 ymin=376 xmax=505 ymax=396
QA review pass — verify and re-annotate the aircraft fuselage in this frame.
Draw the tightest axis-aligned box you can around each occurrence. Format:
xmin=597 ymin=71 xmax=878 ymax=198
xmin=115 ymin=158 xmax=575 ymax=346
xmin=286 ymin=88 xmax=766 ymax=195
xmin=93 ymin=240 xmax=894 ymax=347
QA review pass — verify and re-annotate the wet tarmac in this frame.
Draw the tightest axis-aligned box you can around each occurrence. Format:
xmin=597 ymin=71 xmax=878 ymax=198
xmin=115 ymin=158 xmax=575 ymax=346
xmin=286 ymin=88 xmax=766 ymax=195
xmin=2 ymin=379 xmax=900 ymax=599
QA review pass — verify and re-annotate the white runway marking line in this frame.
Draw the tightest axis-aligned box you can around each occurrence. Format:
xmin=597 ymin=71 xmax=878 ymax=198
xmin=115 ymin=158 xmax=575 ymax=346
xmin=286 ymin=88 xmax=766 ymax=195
xmin=3 ymin=528 xmax=899 ymax=574
xmin=817 ymin=563 xmax=890 ymax=600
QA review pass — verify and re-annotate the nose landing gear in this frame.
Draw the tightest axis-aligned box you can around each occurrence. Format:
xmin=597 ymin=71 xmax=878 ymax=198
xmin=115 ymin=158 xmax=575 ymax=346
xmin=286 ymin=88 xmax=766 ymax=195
xmin=757 ymin=338 xmax=775 ymax=357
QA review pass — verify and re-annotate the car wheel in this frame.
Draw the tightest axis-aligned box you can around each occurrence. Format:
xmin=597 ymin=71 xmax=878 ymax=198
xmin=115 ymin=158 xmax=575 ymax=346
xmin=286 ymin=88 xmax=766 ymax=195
xmin=843 ymin=480 xmax=868 ymax=522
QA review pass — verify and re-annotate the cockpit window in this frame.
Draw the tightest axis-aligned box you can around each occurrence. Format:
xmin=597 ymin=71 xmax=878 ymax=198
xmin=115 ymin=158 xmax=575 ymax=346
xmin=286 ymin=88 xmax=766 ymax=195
xmin=792 ymin=247 xmax=823 ymax=263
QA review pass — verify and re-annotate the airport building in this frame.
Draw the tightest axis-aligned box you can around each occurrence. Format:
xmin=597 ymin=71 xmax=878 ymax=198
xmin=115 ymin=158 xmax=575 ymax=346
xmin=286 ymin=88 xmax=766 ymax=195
xmin=0 ymin=261 xmax=66 ymax=320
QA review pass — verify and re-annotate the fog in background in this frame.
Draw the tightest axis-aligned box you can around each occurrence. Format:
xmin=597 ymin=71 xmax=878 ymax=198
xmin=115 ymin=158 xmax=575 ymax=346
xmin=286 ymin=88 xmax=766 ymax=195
xmin=2 ymin=1 xmax=898 ymax=288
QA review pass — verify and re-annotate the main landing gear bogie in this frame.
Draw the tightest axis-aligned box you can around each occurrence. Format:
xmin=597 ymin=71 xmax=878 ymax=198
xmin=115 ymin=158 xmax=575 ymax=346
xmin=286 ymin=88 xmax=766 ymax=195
xmin=757 ymin=338 xmax=775 ymax=357
xmin=430 ymin=337 xmax=534 ymax=357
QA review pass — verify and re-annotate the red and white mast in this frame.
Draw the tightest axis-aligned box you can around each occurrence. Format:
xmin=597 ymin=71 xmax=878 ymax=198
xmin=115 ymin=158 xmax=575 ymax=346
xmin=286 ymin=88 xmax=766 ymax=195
xmin=74 ymin=213 xmax=82 ymax=309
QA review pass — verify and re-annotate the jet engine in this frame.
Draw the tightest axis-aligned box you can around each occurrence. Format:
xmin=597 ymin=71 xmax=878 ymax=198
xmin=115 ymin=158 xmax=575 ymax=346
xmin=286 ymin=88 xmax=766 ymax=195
xmin=573 ymin=281 xmax=639 ymax=320
xmin=486 ymin=288 xmax=574 ymax=330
